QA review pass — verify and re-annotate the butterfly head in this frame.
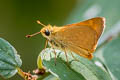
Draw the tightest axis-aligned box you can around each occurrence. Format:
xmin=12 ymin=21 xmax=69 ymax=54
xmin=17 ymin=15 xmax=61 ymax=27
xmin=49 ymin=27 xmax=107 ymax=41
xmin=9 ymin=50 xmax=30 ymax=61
xmin=40 ymin=25 xmax=53 ymax=39
xmin=26 ymin=20 xmax=53 ymax=40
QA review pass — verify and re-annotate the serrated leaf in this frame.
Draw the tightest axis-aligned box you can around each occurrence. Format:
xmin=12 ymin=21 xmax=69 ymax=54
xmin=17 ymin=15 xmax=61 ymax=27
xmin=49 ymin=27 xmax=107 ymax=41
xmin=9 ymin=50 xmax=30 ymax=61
xmin=38 ymin=48 xmax=111 ymax=80
xmin=103 ymin=37 xmax=120 ymax=80
xmin=0 ymin=38 xmax=22 ymax=79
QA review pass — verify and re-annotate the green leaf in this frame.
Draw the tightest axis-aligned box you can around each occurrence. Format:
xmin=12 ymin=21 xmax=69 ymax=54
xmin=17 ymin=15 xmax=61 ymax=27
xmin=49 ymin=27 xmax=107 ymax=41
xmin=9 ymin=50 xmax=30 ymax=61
xmin=0 ymin=38 xmax=22 ymax=79
xmin=39 ymin=48 xmax=111 ymax=80
xmin=103 ymin=37 xmax=120 ymax=80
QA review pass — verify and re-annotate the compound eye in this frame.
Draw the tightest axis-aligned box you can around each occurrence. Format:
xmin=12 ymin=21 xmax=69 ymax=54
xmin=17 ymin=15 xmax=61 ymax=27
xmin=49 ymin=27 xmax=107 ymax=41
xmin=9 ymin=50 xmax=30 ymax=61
xmin=45 ymin=29 xmax=50 ymax=36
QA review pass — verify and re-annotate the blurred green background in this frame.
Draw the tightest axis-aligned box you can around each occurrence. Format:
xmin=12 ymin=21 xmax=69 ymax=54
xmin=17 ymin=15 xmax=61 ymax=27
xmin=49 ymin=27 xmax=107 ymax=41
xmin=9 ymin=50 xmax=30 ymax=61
xmin=0 ymin=0 xmax=120 ymax=80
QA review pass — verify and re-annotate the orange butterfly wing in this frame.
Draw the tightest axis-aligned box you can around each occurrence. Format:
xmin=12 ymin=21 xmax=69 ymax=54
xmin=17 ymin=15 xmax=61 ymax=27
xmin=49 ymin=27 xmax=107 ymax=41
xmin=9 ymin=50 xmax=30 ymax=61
xmin=54 ymin=17 xmax=105 ymax=59
xmin=65 ymin=17 xmax=105 ymax=39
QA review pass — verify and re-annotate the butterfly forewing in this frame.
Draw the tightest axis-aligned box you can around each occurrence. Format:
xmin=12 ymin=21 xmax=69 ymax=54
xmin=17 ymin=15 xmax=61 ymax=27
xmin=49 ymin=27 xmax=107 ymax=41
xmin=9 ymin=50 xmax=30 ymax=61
xmin=53 ymin=17 xmax=105 ymax=59
xmin=64 ymin=17 xmax=105 ymax=39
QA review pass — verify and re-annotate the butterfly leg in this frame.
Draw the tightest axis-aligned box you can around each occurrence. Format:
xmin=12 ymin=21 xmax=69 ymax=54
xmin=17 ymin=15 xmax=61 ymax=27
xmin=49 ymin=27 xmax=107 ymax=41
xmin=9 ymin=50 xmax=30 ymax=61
xmin=44 ymin=39 xmax=48 ymax=49
xmin=51 ymin=43 xmax=57 ymax=65
xmin=53 ymin=48 xmax=57 ymax=66
xmin=64 ymin=49 xmax=69 ymax=64
xmin=70 ymin=52 xmax=79 ymax=62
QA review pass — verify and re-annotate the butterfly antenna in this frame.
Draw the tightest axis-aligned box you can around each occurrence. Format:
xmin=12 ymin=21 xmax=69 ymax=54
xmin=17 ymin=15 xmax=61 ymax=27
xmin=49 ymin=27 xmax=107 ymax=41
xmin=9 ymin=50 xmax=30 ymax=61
xmin=37 ymin=20 xmax=46 ymax=27
xmin=26 ymin=31 xmax=41 ymax=38
xmin=26 ymin=20 xmax=46 ymax=38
